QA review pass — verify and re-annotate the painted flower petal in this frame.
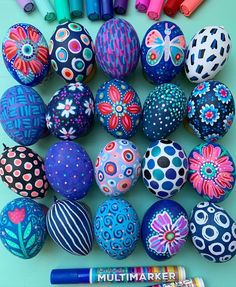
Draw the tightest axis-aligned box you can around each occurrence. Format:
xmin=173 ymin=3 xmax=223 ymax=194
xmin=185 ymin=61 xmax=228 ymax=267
xmin=109 ymin=114 xmax=119 ymax=130
xmin=98 ymin=103 xmax=113 ymax=115
xmin=173 ymin=216 xmax=189 ymax=238
xmin=149 ymin=235 xmax=167 ymax=253
xmin=215 ymin=172 xmax=233 ymax=189
xmin=121 ymin=114 xmax=132 ymax=132
xmin=37 ymin=46 xmax=49 ymax=64
xmin=109 ymin=85 xmax=121 ymax=103
xmin=190 ymin=172 xmax=203 ymax=194
xmin=4 ymin=40 xmax=18 ymax=60
xmin=123 ymin=91 xmax=134 ymax=104
xmin=127 ymin=104 xmax=141 ymax=114
xmin=202 ymin=144 xmax=221 ymax=161
xmin=29 ymin=60 xmax=43 ymax=74
xmin=216 ymin=156 xmax=234 ymax=172
xmin=28 ymin=26 xmax=40 ymax=43
xmin=9 ymin=26 xmax=27 ymax=41
xmin=14 ymin=58 xmax=29 ymax=75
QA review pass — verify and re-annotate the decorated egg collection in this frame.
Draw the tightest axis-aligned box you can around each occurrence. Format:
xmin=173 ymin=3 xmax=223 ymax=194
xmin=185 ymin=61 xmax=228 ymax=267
xmin=0 ymin=15 xmax=235 ymax=275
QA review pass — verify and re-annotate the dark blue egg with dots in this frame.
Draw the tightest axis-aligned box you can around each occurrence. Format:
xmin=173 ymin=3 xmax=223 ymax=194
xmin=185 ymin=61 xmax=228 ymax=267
xmin=45 ymin=141 xmax=94 ymax=200
xmin=142 ymin=139 xmax=188 ymax=199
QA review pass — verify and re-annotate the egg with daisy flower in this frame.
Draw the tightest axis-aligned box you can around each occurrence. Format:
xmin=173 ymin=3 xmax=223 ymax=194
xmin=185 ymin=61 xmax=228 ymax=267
xmin=46 ymin=83 xmax=94 ymax=140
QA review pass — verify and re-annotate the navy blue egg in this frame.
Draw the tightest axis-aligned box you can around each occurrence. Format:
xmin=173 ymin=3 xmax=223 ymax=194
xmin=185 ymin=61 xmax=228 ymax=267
xmin=46 ymin=199 xmax=93 ymax=256
xmin=141 ymin=21 xmax=186 ymax=85
xmin=187 ymin=81 xmax=235 ymax=142
xmin=141 ymin=200 xmax=189 ymax=261
xmin=142 ymin=84 xmax=187 ymax=141
xmin=190 ymin=202 xmax=236 ymax=263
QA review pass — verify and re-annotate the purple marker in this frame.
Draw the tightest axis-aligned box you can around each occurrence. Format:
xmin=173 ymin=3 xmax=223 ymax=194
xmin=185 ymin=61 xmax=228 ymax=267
xmin=100 ymin=0 xmax=113 ymax=20
xmin=16 ymin=0 xmax=35 ymax=13
xmin=114 ymin=0 xmax=129 ymax=14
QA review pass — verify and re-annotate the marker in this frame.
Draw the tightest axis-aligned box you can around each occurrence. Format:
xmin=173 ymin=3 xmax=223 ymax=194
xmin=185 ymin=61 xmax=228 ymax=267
xmin=180 ymin=0 xmax=204 ymax=16
xmin=114 ymin=0 xmax=129 ymax=14
xmin=147 ymin=0 xmax=165 ymax=20
xmin=164 ymin=0 xmax=184 ymax=17
xmin=34 ymin=0 xmax=56 ymax=22
xmin=100 ymin=0 xmax=114 ymax=21
xmin=69 ymin=0 xmax=84 ymax=18
xmin=54 ymin=0 xmax=71 ymax=23
xmin=16 ymin=0 xmax=35 ymax=13
xmin=135 ymin=0 xmax=150 ymax=13
xmin=85 ymin=0 xmax=100 ymax=21
xmin=147 ymin=278 xmax=205 ymax=287
xmin=51 ymin=266 xmax=186 ymax=285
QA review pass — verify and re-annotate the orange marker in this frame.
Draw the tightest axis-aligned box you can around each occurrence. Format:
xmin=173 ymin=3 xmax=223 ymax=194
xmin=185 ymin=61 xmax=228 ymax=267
xmin=180 ymin=0 xmax=204 ymax=16
xmin=147 ymin=0 xmax=165 ymax=20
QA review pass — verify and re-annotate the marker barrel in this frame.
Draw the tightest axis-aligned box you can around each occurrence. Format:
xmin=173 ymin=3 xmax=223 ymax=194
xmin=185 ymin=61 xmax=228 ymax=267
xmin=100 ymin=0 xmax=114 ymax=21
xmin=114 ymin=0 xmax=128 ymax=14
xmin=34 ymin=0 xmax=56 ymax=22
xmin=180 ymin=0 xmax=204 ymax=16
xmin=16 ymin=0 xmax=35 ymax=13
xmin=147 ymin=0 xmax=165 ymax=20
xmin=54 ymin=0 xmax=71 ymax=23
xmin=85 ymin=0 xmax=100 ymax=21
xmin=69 ymin=0 xmax=84 ymax=17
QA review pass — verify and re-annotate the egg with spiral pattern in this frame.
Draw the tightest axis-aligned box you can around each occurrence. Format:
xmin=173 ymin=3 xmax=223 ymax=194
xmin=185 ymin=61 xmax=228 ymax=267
xmin=94 ymin=198 xmax=140 ymax=259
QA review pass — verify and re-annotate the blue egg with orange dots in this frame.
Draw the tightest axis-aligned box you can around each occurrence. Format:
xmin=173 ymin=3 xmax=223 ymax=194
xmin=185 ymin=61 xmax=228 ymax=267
xmin=142 ymin=200 xmax=189 ymax=261
xmin=141 ymin=21 xmax=186 ymax=85
xmin=95 ymin=79 xmax=142 ymax=139
xmin=0 ymin=198 xmax=47 ymax=259
xmin=2 ymin=23 xmax=50 ymax=86
xmin=45 ymin=141 xmax=94 ymax=200
xmin=49 ymin=21 xmax=96 ymax=83
xmin=94 ymin=198 xmax=140 ymax=259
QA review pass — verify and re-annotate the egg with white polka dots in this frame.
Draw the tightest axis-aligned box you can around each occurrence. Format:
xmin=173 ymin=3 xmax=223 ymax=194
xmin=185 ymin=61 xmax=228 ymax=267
xmin=142 ymin=84 xmax=187 ymax=141
xmin=0 ymin=145 xmax=49 ymax=199
xmin=49 ymin=21 xmax=96 ymax=83
xmin=45 ymin=141 xmax=94 ymax=200
xmin=190 ymin=202 xmax=236 ymax=263
xmin=142 ymin=139 xmax=188 ymax=199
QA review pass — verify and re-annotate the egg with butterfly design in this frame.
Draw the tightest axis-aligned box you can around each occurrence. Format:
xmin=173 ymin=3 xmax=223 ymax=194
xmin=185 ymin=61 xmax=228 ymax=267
xmin=141 ymin=21 xmax=186 ymax=85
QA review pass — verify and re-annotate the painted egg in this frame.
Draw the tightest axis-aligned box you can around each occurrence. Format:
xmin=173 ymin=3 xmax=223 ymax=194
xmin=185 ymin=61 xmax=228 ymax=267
xmin=190 ymin=202 xmax=236 ymax=263
xmin=95 ymin=79 xmax=142 ymax=139
xmin=141 ymin=21 xmax=186 ymax=85
xmin=0 ymin=198 xmax=46 ymax=259
xmin=47 ymin=199 xmax=93 ymax=256
xmin=185 ymin=26 xmax=231 ymax=83
xmin=188 ymin=142 xmax=235 ymax=203
xmin=142 ymin=199 xmax=189 ymax=261
xmin=143 ymin=84 xmax=187 ymax=141
xmin=95 ymin=139 xmax=141 ymax=197
xmin=50 ymin=21 xmax=96 ymax=83
xmin=2 ymin=23 xmax=50 ymax=86
xmin=95 ymin=18 xmax=140 ymax=79
xmin=142 ymin=139 xmax=188 ymax=199
xmin=45 ymin=141 xmax=94 ymax=200
xmin=0 ymin=145 xmax=49 ymax=199
xmin=46 ymin=83 xmax=94 ymax=140
xmin=187 ymin=81 xmax=235 ymax=142
xmin=94 ymin=198 xmax=140 ymax=259
xmin=0 ymin=85 xmax=47 ymax=146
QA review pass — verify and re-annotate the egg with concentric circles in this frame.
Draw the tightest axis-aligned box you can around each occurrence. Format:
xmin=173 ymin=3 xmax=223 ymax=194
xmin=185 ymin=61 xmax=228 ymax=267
xmin=94 ymin=198 xmax=140 ymax=259
xmin=0 ymin=198 xmax=47 ymax=259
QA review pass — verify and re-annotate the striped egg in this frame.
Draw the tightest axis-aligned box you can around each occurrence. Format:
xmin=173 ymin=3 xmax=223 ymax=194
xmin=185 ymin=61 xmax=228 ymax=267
xmin=46 ymin=199 xmax=93 ymax=256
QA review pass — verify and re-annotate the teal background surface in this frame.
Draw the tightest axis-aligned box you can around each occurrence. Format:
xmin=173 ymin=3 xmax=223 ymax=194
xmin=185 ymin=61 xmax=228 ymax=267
xmin=0 ymin=0 xmax=235 ymax=286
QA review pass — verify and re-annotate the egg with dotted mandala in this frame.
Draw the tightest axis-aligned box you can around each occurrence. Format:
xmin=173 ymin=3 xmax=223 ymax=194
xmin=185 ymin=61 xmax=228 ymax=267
xmin=45 ymin=141 xmax=94 ymax=200
xmin=46 ymin=83 xmax=94 ymax=140
xmin=95 ymin=79 xmax=142 ymax=139
xmin=95 ymin=139 xmax=142 ymax=197
xmin=141 ymin=21 xmax=186 ymax=85
xmin=142 ymin=139 xmax=188 ymax=199
xmin=50 ymin=21 xmax=96 ymax=83
xmin=0 ymin=145 xmax=49 ymax=199
xmin=143 ymin=83 xmax=187 ymax=141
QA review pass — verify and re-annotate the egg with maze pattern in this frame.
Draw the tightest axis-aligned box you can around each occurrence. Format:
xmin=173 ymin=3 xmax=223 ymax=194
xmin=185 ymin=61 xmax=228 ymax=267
xmin=46 ymin=83 xmax=94 ymax=140
xmin=46 ymin=199 xmax=93 ymax=256
xmin=0 ymin=198 xmax=47 ymax=259
xmin=187 ymin=81 xmax=235 ymax=142
xmin=94 ymin=198 xmax=140 ymax=259
xmin=190 ymin=202 xmax=236 ymax=263
xmin=0 ymin=85 xmax=47 ymax=146
xmin=95 ymin=139 xmax=142 ymax=197
xmin=45 ymin=141 xmax=94 ymax=200
xmin=141 ymin=199 xmax=189 ymax=261
xmin=50 ymin=21 xmax=96 ymax=83
xmin=185 ymin=26 xmax=231 ymax=83
xmin=142 ymin=139 xmax=188 ymax=199
xmin=2 ymin=23 xmax=50 ymax=86
xmin=0 ymin=145 xmax=49 ymax=199
xmin=95 ymin=79 xmax=142 ymax=139
xmin=95 ymin=18 xmax=140 ymax=79
xmin=141 ymin=21 xmax=186 ymax=85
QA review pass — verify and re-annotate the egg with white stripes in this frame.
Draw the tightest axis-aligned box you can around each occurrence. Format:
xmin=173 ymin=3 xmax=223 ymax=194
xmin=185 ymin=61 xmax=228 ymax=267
xmin=46 ymin=199 xmax=93 ymax=256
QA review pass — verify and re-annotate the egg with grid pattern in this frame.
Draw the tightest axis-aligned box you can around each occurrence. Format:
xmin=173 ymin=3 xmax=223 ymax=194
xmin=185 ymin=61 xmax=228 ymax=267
xmin=0 ymin=85 xmax=47 ymax=146
xmin=0 ymin=198 xmax=47 ymax=259
xmin=95 ymin=139 xmax=142 ymax=197
xmin=185 ymin=26 xmax=231 ymax=83
xmin=95 ymin=79 xmax=142 ymax=139
xmin=142 ymin=139 xmax=188 ymax=199
xmin=2 ymin=23 xmax=50 ymax=86
xmin=95 ymin=18 xmax=140 ymax=79
xmin=190 ymin=202 xmax=236 ymax=263
xmin=0 ymin=145 xmax=49 ymax=199
xmin=142 ymin=83 xmax=187 ymax=141
xmin=50 ymin=21 xmax=95 ymax=83
xmin=141 ymin=199 xmax=189 ymax=261
xmin=46 ymin=199 xmax=93 ymax=256
xmin=45 ymin=141 xmax=94 ymax=200
xmin=94 ymin=198 xmax=140 ymax=259
xmin=141 ymin=21 xmax=186 ymax=85
xmin=46 ymin=83 xmax=94 ymax=140
xmin=187 ymin=81 xmax=235 ymax=142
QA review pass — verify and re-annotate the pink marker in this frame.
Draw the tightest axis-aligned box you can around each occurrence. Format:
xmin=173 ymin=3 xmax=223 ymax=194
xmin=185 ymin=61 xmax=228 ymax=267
xmin=135 ymin=0 xmax=151 ymax=13
xmin=147 ymin=0 xmax=165 ymax=20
